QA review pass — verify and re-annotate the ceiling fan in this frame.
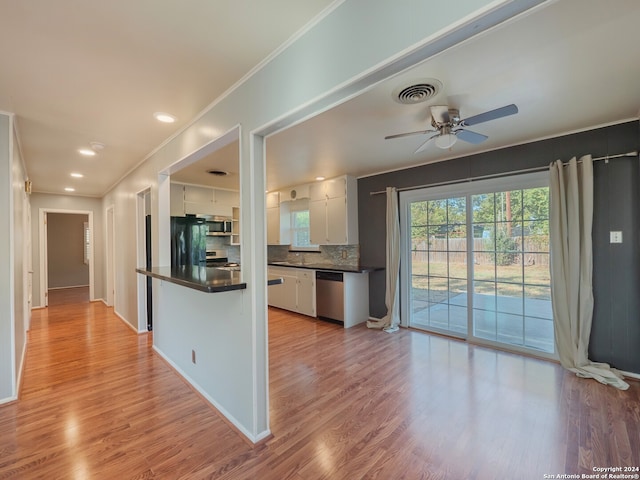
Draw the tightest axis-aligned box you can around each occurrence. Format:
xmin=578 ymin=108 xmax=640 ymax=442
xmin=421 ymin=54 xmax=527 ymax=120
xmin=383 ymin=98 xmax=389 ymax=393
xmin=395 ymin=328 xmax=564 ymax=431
xmin=385 ymin=103 xmax=518 ymax=153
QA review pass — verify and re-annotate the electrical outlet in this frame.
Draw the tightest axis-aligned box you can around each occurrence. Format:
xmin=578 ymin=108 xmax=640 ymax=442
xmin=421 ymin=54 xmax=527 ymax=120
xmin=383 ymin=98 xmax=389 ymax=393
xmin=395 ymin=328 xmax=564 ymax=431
xmin=191 ymin=349 xmax=196 ymax=364
xmin=341 ymin=249 xmax=347 ymax=259
xmin=610 ymin=231 xmax=623 ymax=244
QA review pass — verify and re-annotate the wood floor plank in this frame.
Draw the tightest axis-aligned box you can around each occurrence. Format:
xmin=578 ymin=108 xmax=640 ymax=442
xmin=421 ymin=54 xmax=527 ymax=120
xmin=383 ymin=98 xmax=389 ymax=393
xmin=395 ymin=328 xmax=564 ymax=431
xmin=0 ymin=299 xmax=638 ymax=479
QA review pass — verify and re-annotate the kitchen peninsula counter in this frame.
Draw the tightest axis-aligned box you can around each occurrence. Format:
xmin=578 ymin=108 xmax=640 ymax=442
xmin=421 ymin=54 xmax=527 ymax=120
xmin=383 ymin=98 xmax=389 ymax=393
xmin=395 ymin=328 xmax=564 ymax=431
xmin=137 ymin=266 xmax=283 ymax=293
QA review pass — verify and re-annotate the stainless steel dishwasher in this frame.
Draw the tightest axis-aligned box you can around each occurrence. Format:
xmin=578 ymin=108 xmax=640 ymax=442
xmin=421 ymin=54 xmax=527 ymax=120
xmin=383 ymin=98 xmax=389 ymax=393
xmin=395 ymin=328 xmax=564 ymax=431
xmin=315 ymin=271 xmax=344 ymax=323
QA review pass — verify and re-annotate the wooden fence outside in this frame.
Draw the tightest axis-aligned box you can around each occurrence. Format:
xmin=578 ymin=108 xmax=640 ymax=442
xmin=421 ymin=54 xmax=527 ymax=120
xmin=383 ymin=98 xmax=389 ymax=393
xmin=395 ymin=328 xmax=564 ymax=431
xmin=411 ymin=237 xmax=549 ymax=266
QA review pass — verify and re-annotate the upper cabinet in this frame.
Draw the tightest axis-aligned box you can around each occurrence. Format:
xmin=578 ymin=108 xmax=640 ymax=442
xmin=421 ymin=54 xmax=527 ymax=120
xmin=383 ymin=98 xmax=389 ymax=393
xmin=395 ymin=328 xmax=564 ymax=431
xmin=215 ymin=189 xmax=239 ymax=207
xmin=309 ymin=175 xmax=358 ymax=245
xmin=178 ymin=184 xmax=237 ymax=217
xmin=309 ymin=177 xmax=346 ymax=201
xmin=266 ymin=191 xmax=281 ymax=244
xmin=170 ymin=183 xmax=185 ymax=217
xmin=184 ymin=185 xmax=213 ymax=204
xmin=268 ymin=176 xmax=358 ymax=246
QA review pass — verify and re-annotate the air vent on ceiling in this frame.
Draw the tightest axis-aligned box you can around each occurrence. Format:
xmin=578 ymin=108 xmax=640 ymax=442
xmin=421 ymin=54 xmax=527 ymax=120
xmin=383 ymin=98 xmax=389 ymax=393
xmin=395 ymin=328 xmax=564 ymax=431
xmin=207 ymin=170 xmax=228 ymax=176
xmin=393 ymin=79 xmax=442 ymax=105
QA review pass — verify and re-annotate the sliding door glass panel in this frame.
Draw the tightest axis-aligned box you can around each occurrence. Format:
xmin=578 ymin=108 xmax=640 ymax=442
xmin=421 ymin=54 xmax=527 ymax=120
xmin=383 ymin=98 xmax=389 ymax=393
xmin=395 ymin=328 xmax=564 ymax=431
xmin=409 ymin=197 xmax=468 ymax=336
xmin=471 ymin=186 xmax=552 ymax=353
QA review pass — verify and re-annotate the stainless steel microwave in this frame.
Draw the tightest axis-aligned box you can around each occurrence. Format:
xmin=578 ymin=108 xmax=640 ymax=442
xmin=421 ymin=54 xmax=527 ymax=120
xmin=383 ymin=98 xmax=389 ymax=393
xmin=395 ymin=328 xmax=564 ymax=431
xmin=206 ymin=217 xmax=232 ymax=236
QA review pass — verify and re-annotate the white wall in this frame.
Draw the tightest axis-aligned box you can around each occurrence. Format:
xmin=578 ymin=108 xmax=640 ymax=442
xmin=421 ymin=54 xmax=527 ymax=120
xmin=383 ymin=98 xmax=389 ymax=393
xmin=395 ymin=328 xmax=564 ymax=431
xmin=12 ymin=123 xmax=28 ymax=399
xmin=0 ymin=112 xmax=30 ymax=404
xmin=100 ymin=0 xmax=539 ymax=440
xmin=30 ymin=193 xmax=104 ymax=307
xmin=0 ymin=113 xmax=14 ymax=402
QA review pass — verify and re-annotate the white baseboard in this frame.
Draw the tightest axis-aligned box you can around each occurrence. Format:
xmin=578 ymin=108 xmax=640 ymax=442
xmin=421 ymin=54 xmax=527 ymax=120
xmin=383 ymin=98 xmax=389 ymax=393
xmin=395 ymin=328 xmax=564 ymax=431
xmin=48 ymin=284 xmax=90 ymax=290
xmin=152 ymin=345 xmax=270 ymax=444
xmin=621 ymin=370 xmax=640 ymax=380
xmin=114 ymin=310 xmax=137 ymax=333
xmin=16 ymin=336 xmax=28 ymax=398
xmin=0 ymin=395 xmax=18 ymax=406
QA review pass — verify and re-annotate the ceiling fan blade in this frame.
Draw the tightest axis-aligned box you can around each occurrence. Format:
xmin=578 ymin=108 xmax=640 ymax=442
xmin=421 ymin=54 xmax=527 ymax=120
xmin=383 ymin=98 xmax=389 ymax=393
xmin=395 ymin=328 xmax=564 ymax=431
xmin=385 ymin=129 xmax=435 ymax=140
xmin=460 ymin=104 xmax=518 ymax=126
xmin=430 ymin=105 xmax=450 ymax=125
xmin=456 ymin=129 xmax=488 ymax=144
xmin=414 ymin=133 xmax=440 ymax=154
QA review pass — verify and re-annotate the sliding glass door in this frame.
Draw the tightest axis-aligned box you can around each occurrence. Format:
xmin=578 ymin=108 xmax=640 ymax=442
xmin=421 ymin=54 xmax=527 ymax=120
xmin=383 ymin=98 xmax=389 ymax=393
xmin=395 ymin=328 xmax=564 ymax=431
xmin=400 ymin=173 xmax=554 ymax=356
xmin=409 ymin=197 xmax=468 ymax=337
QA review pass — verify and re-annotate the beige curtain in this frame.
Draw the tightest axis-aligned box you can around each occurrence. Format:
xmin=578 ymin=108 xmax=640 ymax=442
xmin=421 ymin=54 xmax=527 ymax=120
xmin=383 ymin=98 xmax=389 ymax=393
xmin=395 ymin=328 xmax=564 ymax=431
xmin=367 ymin=187 xmax=400 ymax=332
xmin=549 ymin=155 xmax=628 ymax=390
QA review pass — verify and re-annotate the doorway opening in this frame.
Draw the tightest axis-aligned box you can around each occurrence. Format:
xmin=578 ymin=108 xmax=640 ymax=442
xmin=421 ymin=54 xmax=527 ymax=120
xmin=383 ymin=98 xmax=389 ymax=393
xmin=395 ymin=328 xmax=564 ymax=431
xmin=39 ymin=209 xmax=95 ymax=307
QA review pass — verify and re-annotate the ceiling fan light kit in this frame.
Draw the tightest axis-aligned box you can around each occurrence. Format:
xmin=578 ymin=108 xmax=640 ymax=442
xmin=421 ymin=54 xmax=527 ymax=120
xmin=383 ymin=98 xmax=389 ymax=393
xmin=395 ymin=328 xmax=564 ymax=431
xmin=434 ymin=131 xmax=457 ymax=149
xmin=386 ymin=103 xmax=518 ymax=153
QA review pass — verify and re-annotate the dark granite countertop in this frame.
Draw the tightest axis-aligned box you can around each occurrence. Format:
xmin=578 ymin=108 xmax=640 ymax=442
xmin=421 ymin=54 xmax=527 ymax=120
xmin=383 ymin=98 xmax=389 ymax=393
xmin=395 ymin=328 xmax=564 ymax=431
xmin=267 ymin=262 xmax=383 ymax=274
xmin=137 ymin=266 xmax=282 ymax=293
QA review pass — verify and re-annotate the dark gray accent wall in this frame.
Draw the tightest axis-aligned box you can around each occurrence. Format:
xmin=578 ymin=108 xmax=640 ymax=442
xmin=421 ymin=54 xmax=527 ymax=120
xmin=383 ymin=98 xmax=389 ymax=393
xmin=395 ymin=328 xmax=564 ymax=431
xmin=358 ymin=121 xmax=639 ymax=373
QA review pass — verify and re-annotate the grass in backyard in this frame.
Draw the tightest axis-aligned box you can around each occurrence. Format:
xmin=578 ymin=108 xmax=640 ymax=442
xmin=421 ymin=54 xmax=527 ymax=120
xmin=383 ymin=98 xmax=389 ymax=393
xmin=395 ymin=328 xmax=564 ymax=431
xmin=411 ymin=260 xmax=550 ymax=300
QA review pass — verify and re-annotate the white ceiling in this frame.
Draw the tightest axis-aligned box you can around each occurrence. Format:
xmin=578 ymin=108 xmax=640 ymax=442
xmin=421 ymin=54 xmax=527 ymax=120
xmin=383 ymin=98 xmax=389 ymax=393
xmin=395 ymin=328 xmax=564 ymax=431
xmin=2 ymin=1 xmax=639 ymax=197
xmin=266 ymin=0 xmax=640 ymax=191
xmin=0 ymin=0 xmax=334 ymax=196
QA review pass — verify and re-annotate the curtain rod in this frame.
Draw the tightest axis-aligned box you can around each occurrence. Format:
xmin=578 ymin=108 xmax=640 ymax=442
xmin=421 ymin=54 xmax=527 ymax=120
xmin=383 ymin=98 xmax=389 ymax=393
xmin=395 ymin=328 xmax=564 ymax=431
xmin=369 ymin=151 xmax=638 ymax=196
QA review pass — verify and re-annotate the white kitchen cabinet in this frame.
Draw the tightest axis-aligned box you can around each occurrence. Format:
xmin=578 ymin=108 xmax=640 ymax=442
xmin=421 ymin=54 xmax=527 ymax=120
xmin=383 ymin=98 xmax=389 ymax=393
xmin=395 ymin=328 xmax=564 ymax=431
xmin=310 ymin=177 xmax=345 ymax=201
xmin=296 ymin=270 xmax=316 ymax=317
xmin=267 ymin=266 xmax=316 ymax=317
xmin=309 ymin=199 xmax=326 ymax=245
xmin=266 ymin=192 xmax=281 ymax=244
xmin=309 ymin=175 xmax=358 ymax=245
xmin=215 ymin=189 xmax=239 ymax=207
xmin=267 ymin=207 xmax=280 ymax=244
xmin=266 ymin=191 xmax=292 ymax=245
xmin=170 ymin=183 xmax=185 ymax=216
xmin=184 ymin=185 xmax=213 ymax=204
xmin=179 ymin=184 xmax=237 ymax=216
xmin=267 ymin=267 xmax=298 ymax=312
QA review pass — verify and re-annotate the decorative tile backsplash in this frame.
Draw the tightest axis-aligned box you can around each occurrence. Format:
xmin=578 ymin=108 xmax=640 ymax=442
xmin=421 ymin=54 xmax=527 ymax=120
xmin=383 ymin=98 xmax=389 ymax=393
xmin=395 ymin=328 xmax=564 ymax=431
xmin=206 ymin=236 xmax=240 ymax=263
xmin=267 ymin=245 xmax=360 ymax=267
xmin=207 ymin=236 xmax=359 ymax=267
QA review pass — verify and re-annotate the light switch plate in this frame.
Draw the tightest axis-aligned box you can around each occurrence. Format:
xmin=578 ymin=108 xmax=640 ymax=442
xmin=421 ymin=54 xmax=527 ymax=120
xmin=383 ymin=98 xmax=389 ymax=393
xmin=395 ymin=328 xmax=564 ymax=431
xmin=610 ymin=231 xmax=623 ymax=243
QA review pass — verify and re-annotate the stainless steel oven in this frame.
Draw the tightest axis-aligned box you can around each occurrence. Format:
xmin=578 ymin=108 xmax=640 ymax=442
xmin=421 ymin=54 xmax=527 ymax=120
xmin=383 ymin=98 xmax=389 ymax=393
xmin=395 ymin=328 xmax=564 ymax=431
xmin=205 ymin=251 xmax=228 ymax=266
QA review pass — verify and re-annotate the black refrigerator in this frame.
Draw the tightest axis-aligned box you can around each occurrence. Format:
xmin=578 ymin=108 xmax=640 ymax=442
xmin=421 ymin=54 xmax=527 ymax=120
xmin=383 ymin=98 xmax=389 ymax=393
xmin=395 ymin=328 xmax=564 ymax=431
xmin=170 ymin=216 xmax=208 ymax=267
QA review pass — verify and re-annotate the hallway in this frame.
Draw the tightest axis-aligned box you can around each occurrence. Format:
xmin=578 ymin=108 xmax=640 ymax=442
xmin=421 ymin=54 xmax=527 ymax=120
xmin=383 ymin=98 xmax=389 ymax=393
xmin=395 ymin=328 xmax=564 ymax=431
xmin=1 ymin=299 xmax=639 ymax=479
xmin=0 ymin=299 xmax=256 ymax=479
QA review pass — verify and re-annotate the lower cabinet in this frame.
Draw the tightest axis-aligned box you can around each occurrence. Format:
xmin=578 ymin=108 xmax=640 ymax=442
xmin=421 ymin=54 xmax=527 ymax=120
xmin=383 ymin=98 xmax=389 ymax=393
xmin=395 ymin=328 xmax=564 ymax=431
xmin=267 ymin=267 xmax=316 ymax=317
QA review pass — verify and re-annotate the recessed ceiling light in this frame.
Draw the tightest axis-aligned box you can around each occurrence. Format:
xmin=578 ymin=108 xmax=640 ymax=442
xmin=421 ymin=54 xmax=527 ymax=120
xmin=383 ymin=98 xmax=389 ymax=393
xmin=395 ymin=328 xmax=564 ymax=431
xmin=315 ymin=176 xmax=325 ymax=181
xmin=78 ymin=149 xmax=96 ymax=156
xmin=90 ymin=141 xmax=105 ymax=151
xmin=70 ymin=173 xmax=84 ymax=178
xmin=154 ymin=112 xmax=176 ymax=123
xmin=64 ymin=187 xmax=75 ymax=192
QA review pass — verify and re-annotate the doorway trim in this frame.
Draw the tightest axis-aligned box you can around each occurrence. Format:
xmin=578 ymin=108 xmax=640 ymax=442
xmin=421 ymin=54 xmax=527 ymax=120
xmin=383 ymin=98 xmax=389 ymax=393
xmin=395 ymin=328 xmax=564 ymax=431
xmin=39 ymin=208 xmax=94 ymax=307
xmin=105 ymin=205 xmax=115 ymax=307
xmin=136 ymin=187 xmax=152 ymax=333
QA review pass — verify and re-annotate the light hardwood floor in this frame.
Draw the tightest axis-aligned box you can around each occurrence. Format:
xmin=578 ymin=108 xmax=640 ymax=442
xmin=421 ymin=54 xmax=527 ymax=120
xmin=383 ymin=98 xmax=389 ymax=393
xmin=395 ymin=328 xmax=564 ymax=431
xmin=1 ymin=299 xmax=638 ymax=479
